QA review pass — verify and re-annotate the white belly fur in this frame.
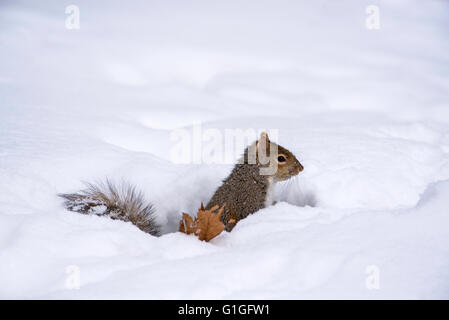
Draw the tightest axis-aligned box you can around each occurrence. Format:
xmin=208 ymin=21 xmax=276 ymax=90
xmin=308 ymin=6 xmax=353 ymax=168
xmin=265 ymin=177 xmax=275 ymax=207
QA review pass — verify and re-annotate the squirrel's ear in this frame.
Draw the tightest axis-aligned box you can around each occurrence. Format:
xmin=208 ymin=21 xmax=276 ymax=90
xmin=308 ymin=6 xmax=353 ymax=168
xmin=256 ymin=131 xmax=270 ymax=151
xmin=260 ymin=131 xmax=270 ymax=143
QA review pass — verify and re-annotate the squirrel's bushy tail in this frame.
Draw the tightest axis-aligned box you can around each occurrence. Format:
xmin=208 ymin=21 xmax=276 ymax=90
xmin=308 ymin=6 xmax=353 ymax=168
xmin=59 ymin=180 xmax=160 ymax=236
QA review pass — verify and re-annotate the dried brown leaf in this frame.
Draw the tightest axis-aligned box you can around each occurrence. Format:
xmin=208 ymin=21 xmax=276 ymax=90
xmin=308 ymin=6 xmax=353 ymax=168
xmin=179 ymin=212 xmax=198 ymax=235
xmin=178 ymin=204 xmax=225 ymax=242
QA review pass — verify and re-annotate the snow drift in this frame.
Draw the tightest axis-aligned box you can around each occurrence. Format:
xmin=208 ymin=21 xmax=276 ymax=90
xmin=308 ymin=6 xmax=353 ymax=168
xmin=1 ymin=0 xmax=449 ymax=299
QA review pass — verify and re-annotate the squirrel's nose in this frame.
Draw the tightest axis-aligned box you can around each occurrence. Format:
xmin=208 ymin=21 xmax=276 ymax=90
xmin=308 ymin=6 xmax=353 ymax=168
xmin=296 ymin=162 xmax=304 ymax=173
xmin=289 ymin=164 xmax=303 ymax=175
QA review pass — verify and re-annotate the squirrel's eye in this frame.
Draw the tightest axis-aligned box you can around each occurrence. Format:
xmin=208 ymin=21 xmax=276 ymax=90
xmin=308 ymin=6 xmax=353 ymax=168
xmin=277 ymin=155 xmax=286 ymax=163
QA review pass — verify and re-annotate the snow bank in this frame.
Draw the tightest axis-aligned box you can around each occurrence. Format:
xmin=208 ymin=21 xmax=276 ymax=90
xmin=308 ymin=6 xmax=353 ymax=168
xmin=1 ymin=0 xmax=449 ymax=299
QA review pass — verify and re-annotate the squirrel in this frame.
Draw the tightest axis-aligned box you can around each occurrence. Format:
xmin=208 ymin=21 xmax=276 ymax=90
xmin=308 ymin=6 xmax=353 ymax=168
xmin=205 ymin=132 xmax=303 ymax=231
xmin=59 ymin=132 xmax=303 ymax=235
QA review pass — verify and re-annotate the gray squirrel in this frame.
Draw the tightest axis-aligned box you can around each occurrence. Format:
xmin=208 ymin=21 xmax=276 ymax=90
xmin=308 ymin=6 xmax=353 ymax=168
xmin=59 ymin=132 xmax=304 ymax=235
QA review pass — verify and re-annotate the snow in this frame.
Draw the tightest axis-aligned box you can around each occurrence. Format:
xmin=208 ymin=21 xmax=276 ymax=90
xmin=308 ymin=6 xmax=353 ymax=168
xmin=1 ymin=0 xmax=449 ymax=299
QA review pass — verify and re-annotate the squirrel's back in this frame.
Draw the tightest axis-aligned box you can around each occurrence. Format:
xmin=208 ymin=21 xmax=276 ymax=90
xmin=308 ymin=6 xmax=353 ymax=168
xmin=205 ymin=160 xmax=270 ymax=231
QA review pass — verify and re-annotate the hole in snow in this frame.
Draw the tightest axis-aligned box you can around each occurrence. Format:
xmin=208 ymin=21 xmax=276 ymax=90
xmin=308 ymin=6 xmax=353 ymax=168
xmin=275 ymin=177 xmax=317 ymax=207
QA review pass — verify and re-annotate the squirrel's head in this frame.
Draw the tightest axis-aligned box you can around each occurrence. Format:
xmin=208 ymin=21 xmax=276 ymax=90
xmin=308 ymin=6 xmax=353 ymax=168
xmin=249 ymin=132 xmax=304 ymax=181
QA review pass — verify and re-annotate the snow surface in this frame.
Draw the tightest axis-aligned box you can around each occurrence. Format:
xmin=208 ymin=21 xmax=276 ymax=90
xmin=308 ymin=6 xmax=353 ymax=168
xmin=1 ymin=0 xmax=449 ymax=299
